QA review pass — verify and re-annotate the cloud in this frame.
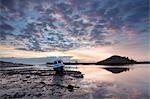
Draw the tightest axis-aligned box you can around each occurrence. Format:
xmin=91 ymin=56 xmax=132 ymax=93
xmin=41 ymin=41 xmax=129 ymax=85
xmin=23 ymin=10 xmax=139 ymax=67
xmin=0 ymin=0 xmax=149 ymax=52
xmin=0 ymin=22 xmax=15 ymax=31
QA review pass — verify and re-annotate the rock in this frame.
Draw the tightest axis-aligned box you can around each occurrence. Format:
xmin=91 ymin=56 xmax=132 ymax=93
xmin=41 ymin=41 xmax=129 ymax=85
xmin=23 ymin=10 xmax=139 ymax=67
xmin=40 ymin=81 xmax=46 ymax=85
xmin=13 ymin=92 xmax=26 ymax=98
xmin=67 ymin=85 xmax=74 ymax=92
xmin=27 ymin=93 xmax=31 ymax=96
xmin=1 ymin=94 xmax=12 ymax=98
xmin=23 ymin=79 xmax=27 ymax=82
xmin=27 ymin=81 xmax=31 ymax=83
xmin=25 ymin=75 xmax=30 ymax=78
xmin=73 ymin=74 xmax=84 ymax=78
xmin=35 ymin=93 xmax=42 ymax=97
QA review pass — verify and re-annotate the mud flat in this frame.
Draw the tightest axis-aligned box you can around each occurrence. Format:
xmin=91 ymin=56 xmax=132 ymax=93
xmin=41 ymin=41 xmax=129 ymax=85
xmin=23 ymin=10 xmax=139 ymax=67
xmin=0 ymin=62 xmax=84 ymax=99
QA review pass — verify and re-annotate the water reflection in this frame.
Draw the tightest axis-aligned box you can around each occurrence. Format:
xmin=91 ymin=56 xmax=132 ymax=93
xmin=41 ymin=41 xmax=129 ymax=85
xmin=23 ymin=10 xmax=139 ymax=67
xmin=52 ymin=75 xmax=64 ymax=85
xmin=76 ymin=64 xmax=150 ymax=99
xmin=103 ymin=67 xmax=130 ymax=74
xmin=51 ymin=75 xmax=64 ymax=96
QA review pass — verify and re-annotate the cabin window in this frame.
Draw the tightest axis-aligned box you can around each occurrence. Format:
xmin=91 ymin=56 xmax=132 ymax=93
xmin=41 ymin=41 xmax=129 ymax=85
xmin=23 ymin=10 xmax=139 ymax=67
xmin=58 ymin=60 xmax=61 ymax=63
xmin=54 ymin=61 xmax=57 ymax=64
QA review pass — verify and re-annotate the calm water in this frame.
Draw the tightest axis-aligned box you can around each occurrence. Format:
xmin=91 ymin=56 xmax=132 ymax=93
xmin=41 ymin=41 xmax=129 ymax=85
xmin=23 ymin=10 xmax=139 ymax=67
xmin=64 ymin=64 xmax=150 ymax=99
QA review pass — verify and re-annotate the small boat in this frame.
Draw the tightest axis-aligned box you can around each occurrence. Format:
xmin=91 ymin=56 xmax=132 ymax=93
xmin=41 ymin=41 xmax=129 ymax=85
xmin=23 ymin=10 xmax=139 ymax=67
xmin=53 ymin=59 xmax=64 ymax=74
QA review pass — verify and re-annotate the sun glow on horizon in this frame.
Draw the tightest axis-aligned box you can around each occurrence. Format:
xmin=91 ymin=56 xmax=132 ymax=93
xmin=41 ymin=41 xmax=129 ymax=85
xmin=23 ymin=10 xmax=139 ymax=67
xmin=0 ymin=45 xmax=149 ymax=62
xmin=0 ymin=45 xmax=112 ymax=61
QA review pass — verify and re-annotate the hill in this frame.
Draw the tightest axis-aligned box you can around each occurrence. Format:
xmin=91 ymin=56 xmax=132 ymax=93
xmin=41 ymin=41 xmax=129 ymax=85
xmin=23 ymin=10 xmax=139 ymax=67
xmin=96 ymin=55 xmax=137 ymax=65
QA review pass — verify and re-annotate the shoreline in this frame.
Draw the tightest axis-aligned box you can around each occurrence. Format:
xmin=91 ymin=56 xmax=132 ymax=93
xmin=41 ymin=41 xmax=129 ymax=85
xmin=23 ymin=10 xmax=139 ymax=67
xmin=0 ymin=62 xmax=84 ymax=99
xmin=0 ymin=61 xmax=149 ymax=99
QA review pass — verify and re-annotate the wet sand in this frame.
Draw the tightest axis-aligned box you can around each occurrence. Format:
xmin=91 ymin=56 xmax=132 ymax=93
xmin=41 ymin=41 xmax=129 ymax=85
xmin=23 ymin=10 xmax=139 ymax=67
xmin=0 ymin=63 xmax=85 ymax=99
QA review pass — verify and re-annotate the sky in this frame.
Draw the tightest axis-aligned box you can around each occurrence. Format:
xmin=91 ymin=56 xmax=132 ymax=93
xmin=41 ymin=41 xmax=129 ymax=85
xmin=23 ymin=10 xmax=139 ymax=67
xmin=0 ymin=0 xmax=149 ymax=62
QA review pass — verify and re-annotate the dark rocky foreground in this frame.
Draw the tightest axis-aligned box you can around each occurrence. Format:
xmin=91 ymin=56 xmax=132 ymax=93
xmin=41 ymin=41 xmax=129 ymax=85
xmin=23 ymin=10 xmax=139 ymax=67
xmin=0 ymin=62 xmax=84 ymax=99
xmin=0 ymin=69 xmax=84 ymax=78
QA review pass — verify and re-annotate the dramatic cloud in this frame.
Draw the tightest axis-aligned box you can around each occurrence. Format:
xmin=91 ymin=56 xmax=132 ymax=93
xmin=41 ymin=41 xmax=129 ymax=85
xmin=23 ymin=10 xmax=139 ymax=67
xmin=0 ymin=0 xmax=149 ymax=52
xmin=0 ymin=22 xmax=15 ymax=31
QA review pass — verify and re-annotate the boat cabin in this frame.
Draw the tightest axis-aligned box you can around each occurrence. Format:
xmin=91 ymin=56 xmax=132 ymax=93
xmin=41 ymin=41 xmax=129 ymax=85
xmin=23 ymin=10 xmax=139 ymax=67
xmin=53 ymin=59 xmax=64 ymax=74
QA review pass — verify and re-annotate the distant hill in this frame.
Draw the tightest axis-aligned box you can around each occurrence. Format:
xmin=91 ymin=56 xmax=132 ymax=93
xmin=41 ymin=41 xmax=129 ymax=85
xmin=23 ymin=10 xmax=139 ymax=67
xmin=97 ymin=55 xmax=137 ymax=65
xmin=0 ymin=61 xmax=33 ymax=68
xmin=0 ymin=56 xmax=76 ymax=64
